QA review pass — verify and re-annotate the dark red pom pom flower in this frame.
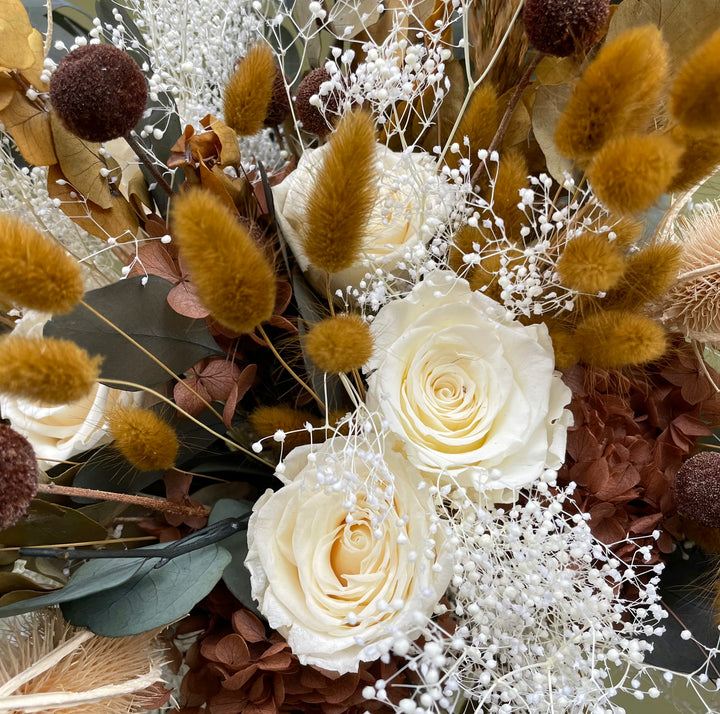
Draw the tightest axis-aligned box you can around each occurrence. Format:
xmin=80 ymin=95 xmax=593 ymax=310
xmin=0 ymin=424 xmax=39 ymax=531
xmin=50 ymin=44 xmax=148 ymax=143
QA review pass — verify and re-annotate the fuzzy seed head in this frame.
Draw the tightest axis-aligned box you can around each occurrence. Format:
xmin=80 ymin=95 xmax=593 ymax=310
xmin=447 ymin=84 xmax=500 ymax=171
xmin=547 ymin=326 xmax=580 ymax=370
xmin=662 ymin=207 xmax=720 ymax=341
xmin=250 ymin=405 xmax=318 ymax=452
xmin=0 ymin=336 xmax=101 ymax=406
xmin=555 ymin=25 xmax=668 ymax=161
xmin=0 ymin=609 xmax=163 ymax=714
xmin=557 ymin=232 xmax=625 ymax=293
xmin=447 ymin=224 xmax=491 ymax=274
xmin=483 ymin=150 xmax=529 ymax=239
xmin=588 ymin=133 xmax=682 ymax=215
xmin=303 ymin=109 xmax=377 ymax=274
xmin=305 ymin=314 xmax=373 ymax=374
xmin=224 ymin=44 xmax=276 ymax=136
xmin=670 ymin=27 xmax=720 ymax=136
xmin=674 ymin=451 xmax=720 ymax=528
xmin=523 ymin=0 xmax=610 ymax=57
xmin=667 ymin=127 xmax=720 ymax=192
xmin=604 ymin=242 xmax=682 ymax=311
xmin=575 ymin=310 xmax=667 ymax=368
xmin=109 ymin=406 xmax=178 ymax=471
xmin=50 ymin=45 xmax=147 ymax=142
xmin=295 ymin=67 xmax=337 ymax=136
xmin=172 ymin=189 xmax=276 ymax=334
xmin=0 ymin=215 xmax=83 ymax=313
xmin=0 ymin=423 xmax=39 ymax=531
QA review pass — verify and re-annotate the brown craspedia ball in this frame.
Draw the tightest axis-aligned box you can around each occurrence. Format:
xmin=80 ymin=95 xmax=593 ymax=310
xmin=295 ymin=67 xmax=337 ymax=136
xmin=0 ymin=424 xmax=39 ymax=531
xmin=50 ymin=45 xmax=147 ymax=143
xmin=523 ymin=0 xmax=610 ymax=57
xmin=265 ymin=69 xmax=291 ymax=126
xmin=674 ymin=451 xmax=720 ymax=528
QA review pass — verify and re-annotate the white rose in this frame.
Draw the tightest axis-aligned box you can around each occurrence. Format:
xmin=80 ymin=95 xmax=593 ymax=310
xmin=245 ymin=437 xmax=452 ymax=674
xmin=365 ymin=271 xmax=572 ymax=502
xmin=273 ymin=144 xmax=447 ymax=292
xmin=0 ymin=311 xmax=140 ymax=470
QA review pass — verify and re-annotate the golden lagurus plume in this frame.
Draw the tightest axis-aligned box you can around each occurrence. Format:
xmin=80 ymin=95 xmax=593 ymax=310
xmin=172 ymin=189 xmax=276 ymax=335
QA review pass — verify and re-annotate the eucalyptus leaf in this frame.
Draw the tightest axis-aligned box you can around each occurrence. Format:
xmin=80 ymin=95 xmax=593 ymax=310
xmin=44 ymin=276 xmax=221 ymax=389
xmin=0 ymin=555 xmax=156 ymax=618
xmin=0 ymin=500 xmax=106 ymax=547
xmin=209 ymin=499 xmax=259 ymax=614
xmin=61 ymin=543 xmax=231 ymax=635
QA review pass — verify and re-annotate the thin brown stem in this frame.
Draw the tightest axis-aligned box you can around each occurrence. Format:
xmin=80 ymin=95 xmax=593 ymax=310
xmin=123 ymin=133 xmax=174 ymax=198
xmin=471 ymin=52 xmax=542 ymax=187
xmin=36 ymin=482 xmax=209 ymax=518
xmin=257 ymin=326 xmax=325 ymax=409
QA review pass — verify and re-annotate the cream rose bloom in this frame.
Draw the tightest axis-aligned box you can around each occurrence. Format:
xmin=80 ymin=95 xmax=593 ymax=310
xmin=0 ymin=311 xmax=140 ymax=470
xmin=273 ymin=143 xmax=447 ymax=292
xmin=365 ymin=271 xmax=572 ymax=502
xmin=245 ymin=437 xmax=452 ymax=674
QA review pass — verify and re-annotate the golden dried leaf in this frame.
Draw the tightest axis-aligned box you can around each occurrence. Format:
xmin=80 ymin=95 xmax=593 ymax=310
xmin=50 ymin=112 xmax=113 ymax=209
xmin=0 ymin=90 xmax=55 ymax=165
xmin=198 ymin=161 xmax=239 ymax=214
xmin=329 ymin=0 xmax=381 ymax=39
xmin=0 ymin=72 xmax=15 ymax=111
xmin=21 ymin=28 xmax=48 ymax=91
xmin=0 ymin=0 xmax=35 ymax=69
xmin=47 ymin=163 xmax=140 ymax=243
xmin=535 ymin=55 xmax=584 ymax=86
xmin=532 ymin=83 xmax=575 ymax=183
xmin=200 ymin=114 xmax=241 ymax=167
xmin=607 ymin=0 xmax=720 ymax=63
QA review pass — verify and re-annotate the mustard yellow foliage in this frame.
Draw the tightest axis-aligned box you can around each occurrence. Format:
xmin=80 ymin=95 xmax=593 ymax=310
xmin=670 ymin=27 xmax=720 ymax=136
xmin=303 ymin=109 xmax=377 ymax=274
xmin=557 ymin=233 xmax=625 ymax=293
xmin=108 ymin=406 xmax=178 ymax=471
xmin=605 ymin=242 xmax=683 ymax=311
xmin=0 ymin=214 xmax=83 ymax=314
xmin=305 ymin=314 xmax=373 ymax=374
xmin=224 ymin=44 xmax=276 ymax=136
xmin=555 ymin=25 xmax=668 ymax=161
xmin=588 ymin=133 xmax=682 ymax=216
xmin=575 ymin=310 xmax=667 ymax=368
xmin=0 ymin=336 xmax=101 ymax=405
xmin=172 ymin=189 xmax=276 ymax=334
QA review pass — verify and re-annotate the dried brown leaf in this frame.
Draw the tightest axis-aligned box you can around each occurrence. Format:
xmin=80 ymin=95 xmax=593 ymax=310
xmin=0 ymin=0 xmax=36 ymax=69
xmin=0 ymin=90 xmax=55 ymax=165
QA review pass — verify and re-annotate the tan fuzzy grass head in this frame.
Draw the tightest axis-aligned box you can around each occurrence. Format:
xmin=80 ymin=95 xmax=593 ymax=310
xmin=557 ymin=232 xmax=625 ymax=293
xmin=574 ymin=309 xmax=667 ymax=368
xmin=667 ymin=127 xmax=720 ymax=193
xmin=0 ymin=609 xmax=164 ymax=714
xmin=662 ymin=207 xmax=720 ymax=342
xmin=670 ymin=26 xmax=720 ymax=136
xmin=305 ymin=314 xmax=373 ymax=374
xmin=0 ymin=336 xmax=101 ymax=405
xmin=588 ymin=133 xmax=682 ymax=216
xmin=250 ymin=405 xmax=319 ymax=452
xmin=109 ymin=406 xmax=179 ymax=471
xmin=224 ymin=43 xmax=276 ymax=136
xmin=0 ymin=214 xmax=84 ymax=314
xmin=555 ymin=25 xmax=668 ymax=162
xmin=172 ymin=189 xmax=276 ymax=334
xmin=303 ymin=108 xmax=378 ymax=274
xmin=447 ymin=84 xmax=499 ymax=171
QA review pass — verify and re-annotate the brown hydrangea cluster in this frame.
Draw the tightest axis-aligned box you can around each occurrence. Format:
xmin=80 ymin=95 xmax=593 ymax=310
xmin=558 ymin=339 xmax=720 ymax=565
xmin=177 ymin=603 xmax=408 ymax=714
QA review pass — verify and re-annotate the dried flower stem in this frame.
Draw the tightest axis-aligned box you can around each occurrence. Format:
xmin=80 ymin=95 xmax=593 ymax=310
xmin=123 ymin=132 xmax=174 ymax=198
xmin=257 ymin=326 xmax=325 ymax=409
xmin=79 ymin=299 xmax=225 ymax=424
xmin=36 ymin=482 xmax=209 ymax=518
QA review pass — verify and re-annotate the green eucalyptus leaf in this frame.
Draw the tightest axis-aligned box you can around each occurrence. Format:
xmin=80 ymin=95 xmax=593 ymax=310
xmin=61 ymin=543 xmax=231 ymax=635
xmin=208 ymin=499 xmax=259 ymax=614
xmin=44 ymin=276 xmax=221 ymax=390
xmin=0 ymin=500 xmax=106 ymax=547
xmin=0 ymin=555 xmax=156 ymax=618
